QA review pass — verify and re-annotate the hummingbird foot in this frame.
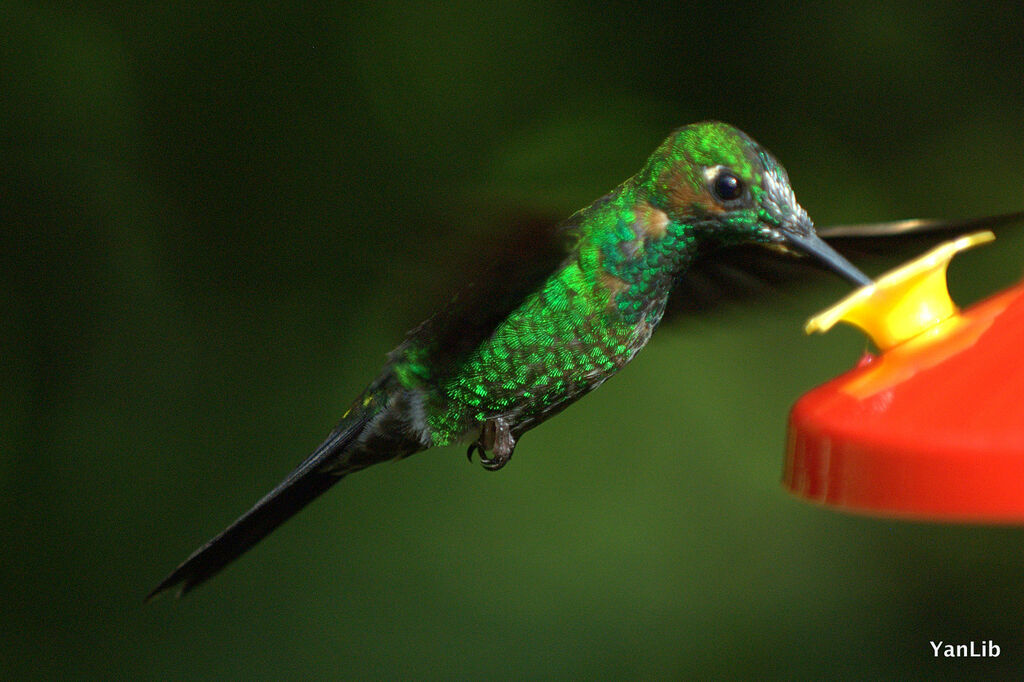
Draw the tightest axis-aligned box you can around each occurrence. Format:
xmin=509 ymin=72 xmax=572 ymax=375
xmin=466 ymin=417 xmax=516 ymax=471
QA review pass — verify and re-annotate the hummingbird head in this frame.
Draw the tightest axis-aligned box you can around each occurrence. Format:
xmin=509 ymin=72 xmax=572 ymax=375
xmin=637 ymin=121 xmax=871 ymax=287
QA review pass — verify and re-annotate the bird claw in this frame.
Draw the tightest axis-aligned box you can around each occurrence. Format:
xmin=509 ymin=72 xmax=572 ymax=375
xmin=466 ymin=417 xmax=515 ymax=471
xmin=479 ymin=450 xmax=511 ymax=471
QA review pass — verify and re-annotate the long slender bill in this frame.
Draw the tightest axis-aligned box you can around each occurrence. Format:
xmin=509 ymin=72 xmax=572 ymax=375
xmin=784 ymin=231 xmax=873 ymax=287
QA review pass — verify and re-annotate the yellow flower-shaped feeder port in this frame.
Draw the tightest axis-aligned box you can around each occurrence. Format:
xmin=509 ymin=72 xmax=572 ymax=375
xmin=805 ymin=231 xmax=994 ymax=350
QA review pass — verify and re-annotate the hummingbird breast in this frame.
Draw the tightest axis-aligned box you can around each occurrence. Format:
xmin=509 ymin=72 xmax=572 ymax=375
xmin=421 ymin=258 xmax=664 ymax=446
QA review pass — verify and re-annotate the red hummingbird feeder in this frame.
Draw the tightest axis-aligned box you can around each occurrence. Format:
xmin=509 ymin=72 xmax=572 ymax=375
xmin=784 ymin=231 xmax=1024 ymax=522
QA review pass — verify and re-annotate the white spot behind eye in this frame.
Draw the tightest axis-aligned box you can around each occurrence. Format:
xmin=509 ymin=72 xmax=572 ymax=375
xmin=703 ymin=165 xmax=726 ymax=184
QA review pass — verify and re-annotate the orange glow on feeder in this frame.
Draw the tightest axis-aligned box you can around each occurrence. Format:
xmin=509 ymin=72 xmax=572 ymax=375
xmin=785 ymin=231 xmax=1024 ymax=522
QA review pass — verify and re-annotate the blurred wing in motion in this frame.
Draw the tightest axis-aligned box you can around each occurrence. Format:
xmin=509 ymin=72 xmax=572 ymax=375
xmin=666 ymin=210 xmax=1024 ymax=315
xmin=430 ymin=209 xmax=1024 ymax=318
xmin=817 ymin=211 xmax=1024 ymax=241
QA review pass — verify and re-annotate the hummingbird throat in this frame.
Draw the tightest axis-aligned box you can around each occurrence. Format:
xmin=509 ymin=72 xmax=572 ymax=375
xmin=591 ymin=197 xmax=702 ymax=325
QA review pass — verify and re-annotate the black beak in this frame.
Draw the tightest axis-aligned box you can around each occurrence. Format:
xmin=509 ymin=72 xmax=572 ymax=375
xmin=781 ymin=230 xmax=872 ymax=287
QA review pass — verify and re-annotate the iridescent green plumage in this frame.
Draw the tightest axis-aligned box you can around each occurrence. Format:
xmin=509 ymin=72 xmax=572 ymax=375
xmin=389 ymin=122 xmax=828 ymax=451
xmin=156 ymin=120 xmax=1013 ymax=598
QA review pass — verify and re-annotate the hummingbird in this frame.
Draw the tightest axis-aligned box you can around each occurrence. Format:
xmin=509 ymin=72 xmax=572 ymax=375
xmin=148 ymin=121 xmax=1022 ymax=599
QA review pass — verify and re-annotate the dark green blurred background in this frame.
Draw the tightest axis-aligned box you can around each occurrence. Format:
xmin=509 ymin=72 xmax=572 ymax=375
xmin=4 ymin=2 xmax=1024 ymax=679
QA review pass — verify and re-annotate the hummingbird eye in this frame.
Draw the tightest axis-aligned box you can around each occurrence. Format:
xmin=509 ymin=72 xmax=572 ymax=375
xmin=710 ymin=169 xmax=744 ymax=202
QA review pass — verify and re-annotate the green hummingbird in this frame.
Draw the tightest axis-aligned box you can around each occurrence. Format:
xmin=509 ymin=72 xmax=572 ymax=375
xmin=148 ymin=121 xmax=1022 ymax=599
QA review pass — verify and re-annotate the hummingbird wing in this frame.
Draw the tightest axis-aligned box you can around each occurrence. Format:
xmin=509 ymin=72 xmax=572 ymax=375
xmin=666 ymin=210 xmax=1024 ymax=314
xmin=817 ymin=210 xmax=1024 ymax=241
xmin=407 ymin=208 xmax=1024 ymax=322
xmin=389 ymin=213 xmax=572 ymax=386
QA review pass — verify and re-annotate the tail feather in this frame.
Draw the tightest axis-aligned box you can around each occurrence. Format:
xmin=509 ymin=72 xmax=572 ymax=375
xmin=146 ymin=405 xmax=376 ymax=600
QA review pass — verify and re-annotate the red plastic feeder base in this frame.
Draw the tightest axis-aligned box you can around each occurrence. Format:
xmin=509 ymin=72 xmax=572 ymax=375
xmin=785 ymin=280 xmax=1024 ymax=522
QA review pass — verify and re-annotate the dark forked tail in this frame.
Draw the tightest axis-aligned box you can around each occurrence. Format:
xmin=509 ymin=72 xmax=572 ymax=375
xmin=146 ymin=404 xmax=378 ymax=600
